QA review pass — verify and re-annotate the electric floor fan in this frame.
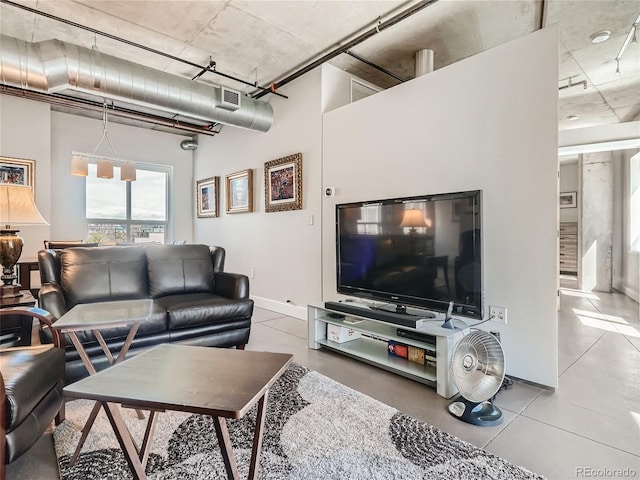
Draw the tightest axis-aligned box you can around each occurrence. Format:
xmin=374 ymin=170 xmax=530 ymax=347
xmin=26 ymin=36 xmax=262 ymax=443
xmin=448 ymin=330 xmax=506 ymax=426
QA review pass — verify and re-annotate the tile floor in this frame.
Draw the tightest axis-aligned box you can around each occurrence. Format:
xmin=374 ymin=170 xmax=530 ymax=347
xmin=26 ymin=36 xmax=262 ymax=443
xmin=8 ymin=279 xmax=640 ymax=479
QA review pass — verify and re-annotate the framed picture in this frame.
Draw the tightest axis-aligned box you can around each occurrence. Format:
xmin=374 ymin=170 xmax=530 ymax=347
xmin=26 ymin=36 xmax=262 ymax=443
xmin=225 ymin=169 xmax=253 ymax=213
xmin=559 ymin=191 xmax=577 ymax=209
xmin=264 ymin=153 xmax=302 ymax=212
xmin=196 ymin=177 xmax=219 ymax=218
xmin=0 ymin=156 xmax=35 ymax=187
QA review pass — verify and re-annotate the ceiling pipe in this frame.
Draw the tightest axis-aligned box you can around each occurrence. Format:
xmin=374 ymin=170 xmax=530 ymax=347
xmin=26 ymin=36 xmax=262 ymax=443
xmin=0 ymin=85 xmax=221 ymax=137
xmin=0 ymin=34 xmax=274 ymax=132
xmin=414 ymin=49 xmax=434 ymax=77
xmin=180 ymin=139 xmax=199 ymax=150
xmin=252 ymin=0 xmax=440 ymax=99
xmin=345 ymin=51 xmax=408 ymax=83
xmin=0 ymin=0 xmax=287 ymax=100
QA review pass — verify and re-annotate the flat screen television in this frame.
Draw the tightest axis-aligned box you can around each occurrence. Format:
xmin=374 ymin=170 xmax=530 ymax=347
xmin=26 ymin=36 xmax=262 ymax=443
xmin=336 ymin=190 xmax=482 ymax=319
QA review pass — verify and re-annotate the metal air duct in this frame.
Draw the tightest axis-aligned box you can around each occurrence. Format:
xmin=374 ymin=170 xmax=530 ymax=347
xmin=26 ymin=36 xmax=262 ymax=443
xmin=0 ymin=35 xmax=273 ymax=132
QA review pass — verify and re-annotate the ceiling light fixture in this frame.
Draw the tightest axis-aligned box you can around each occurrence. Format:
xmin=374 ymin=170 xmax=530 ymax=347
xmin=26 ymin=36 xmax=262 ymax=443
xmin=614 ymin=13 xmax=640 ymax=74
xmin=589 ymin=30 xmax=611 ymax=44
xmin=71 ymin=100 xmax=136 ymax=181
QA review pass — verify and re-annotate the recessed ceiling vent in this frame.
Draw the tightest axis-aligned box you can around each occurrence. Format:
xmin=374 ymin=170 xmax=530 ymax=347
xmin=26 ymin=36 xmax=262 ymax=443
xmin=220 ymin=87 xmax=241 ymax=111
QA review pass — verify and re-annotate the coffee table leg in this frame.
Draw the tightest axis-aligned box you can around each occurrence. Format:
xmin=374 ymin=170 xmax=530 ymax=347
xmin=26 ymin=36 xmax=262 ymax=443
xmin=69 ymin=401 xmax=102 ymax=466
xmin=139 ymin=410 xmax=159 ymax=470
xmin=212 ymin=416 xmax=240 ymax=480
xmin=102 ymin=402 xmax=148 ymax=480
xmin=96 ymin=326 xmax=146 ymax=419
xmin=248 ymin=392 xmax=268 ymax=480
xmin=68 ymin=332 xmax=97 ymax=375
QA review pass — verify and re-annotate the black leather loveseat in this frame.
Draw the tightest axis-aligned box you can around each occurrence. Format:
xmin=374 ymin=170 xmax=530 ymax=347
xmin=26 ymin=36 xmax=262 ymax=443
xmin=37 ymin=244 xmax=253 ymax=383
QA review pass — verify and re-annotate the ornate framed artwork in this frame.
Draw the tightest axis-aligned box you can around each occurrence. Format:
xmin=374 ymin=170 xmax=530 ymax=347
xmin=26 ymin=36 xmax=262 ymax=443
xmin=0 ymin=156 xmax=35 ymax=187
xmin=196 ymin=176 xmax=219 ymax=218
xmin=225 ymin=169 xmax=253 ymax=214
xmin=559 ymin=191 xmax=577 ymax=209
xmin=264 ymin=153 xmax=302 ymax=213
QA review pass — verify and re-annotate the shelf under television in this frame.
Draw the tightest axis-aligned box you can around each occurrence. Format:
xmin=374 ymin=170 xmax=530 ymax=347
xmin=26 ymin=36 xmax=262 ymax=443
xmin=317 ymin=335 xmax=437 ymax=385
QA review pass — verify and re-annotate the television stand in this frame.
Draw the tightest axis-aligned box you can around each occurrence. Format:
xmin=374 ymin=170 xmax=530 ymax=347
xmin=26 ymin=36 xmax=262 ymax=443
xmin=308 ymin=304 xmax=466 ymax=398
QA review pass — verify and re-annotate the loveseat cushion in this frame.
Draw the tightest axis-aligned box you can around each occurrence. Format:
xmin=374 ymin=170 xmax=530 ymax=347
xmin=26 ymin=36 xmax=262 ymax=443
xmin=146 ymin=245 xmax=215 ymax=298
xmin=154 ymin=292 xmax=253 ymax=330
xmin=1 ymin=345 xmax=65 ymax=430
xmin=60 ymin=246 xmax=148 ymax=308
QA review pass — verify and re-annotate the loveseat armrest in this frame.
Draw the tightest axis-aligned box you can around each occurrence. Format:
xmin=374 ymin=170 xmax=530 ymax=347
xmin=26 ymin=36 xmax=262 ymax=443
xmin=214 ymin=272 xmax=250 ymax=300
xmin=37 ymin=285 xmax=69 ymax=348
xmin=37 ymin=284 xmax=67 ymax=320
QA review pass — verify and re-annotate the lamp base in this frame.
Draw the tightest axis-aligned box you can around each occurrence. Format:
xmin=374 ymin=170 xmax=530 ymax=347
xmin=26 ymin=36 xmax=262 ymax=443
xmin=0 ymin=284 xmax=22 ymax=298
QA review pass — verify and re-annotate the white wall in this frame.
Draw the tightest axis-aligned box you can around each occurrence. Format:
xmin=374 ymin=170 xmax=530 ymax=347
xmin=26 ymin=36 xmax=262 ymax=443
xmin=193 ymin=67 xmax=325 ymax=317
xmin=0 ymin=95 xmax=51 ymax=258
xmin=49 ymin=111 xmax=194 ymax=244
xmin=322 ymin=27 xmax=559 ymax=387
xmin=560 ymin=163 xmax=579 ymax=222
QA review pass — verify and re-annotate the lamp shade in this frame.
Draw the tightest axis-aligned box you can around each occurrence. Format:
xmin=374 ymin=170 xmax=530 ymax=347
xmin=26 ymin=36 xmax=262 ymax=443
xmin=71 ymin=153 xmax=89 ymax=176
xmin=120 ymin=163 xmax=136 ymax=181
xmin=0 ymin=184 xmax=48 ymax=227
xmin=399 ymin=209 xmax=428 ymax=228
xmin=96 ymin=159 xmax=114 ymax=179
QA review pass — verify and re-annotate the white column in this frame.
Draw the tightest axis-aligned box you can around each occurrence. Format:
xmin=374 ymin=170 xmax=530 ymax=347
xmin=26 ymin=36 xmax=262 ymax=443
xmin=580 ymin=152 xmax=614 ymax=292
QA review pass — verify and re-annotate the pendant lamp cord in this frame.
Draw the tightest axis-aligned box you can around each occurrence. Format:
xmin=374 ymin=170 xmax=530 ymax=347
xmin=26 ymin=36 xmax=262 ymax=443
xmin=91 ymin=100 xmax=119 ymax=158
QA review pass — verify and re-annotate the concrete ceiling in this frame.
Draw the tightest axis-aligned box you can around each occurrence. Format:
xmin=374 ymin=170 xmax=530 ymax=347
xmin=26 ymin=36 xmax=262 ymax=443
xmin=1 ymin=0 xmax=639 ymax=134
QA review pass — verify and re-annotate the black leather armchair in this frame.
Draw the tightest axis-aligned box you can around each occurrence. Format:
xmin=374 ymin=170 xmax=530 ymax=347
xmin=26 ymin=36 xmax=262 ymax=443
xmin=0 ymin=309 xmax=64 ymax=480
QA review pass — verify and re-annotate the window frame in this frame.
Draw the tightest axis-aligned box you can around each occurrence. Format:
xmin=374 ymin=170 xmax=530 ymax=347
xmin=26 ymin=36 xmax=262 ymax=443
xmin=85 ymin=162 xmax=173 ymax=243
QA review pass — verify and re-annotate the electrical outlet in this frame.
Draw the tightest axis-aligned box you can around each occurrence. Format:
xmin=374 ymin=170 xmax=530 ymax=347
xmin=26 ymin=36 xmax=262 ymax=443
xmin=250 ymin=269 xmax=255 ymax=279
xmin=490 ymin=306 xmax=507 ymax=324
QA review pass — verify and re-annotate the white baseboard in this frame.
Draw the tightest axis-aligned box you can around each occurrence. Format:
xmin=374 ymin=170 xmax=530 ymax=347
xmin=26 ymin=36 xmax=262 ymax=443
xmin=251 ymin=295 xmax=308 ymax=320
xmin=623 ymin=285 xmax=639 ymax=303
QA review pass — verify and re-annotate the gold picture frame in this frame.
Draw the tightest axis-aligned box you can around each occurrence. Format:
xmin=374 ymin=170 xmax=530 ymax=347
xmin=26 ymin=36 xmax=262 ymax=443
xmin=225 ymin=169 xmax=253 ymax=214
xmin=0 ymin=156 xmax=35 ymax=188
xmin=264 ymin=153 xmax=302 ymax=213
xmin=196 ymin=176 xmax=220 ymax=218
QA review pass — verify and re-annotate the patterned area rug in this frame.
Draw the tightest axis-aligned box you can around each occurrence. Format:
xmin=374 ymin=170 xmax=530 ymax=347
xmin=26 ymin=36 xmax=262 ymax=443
xmin=54 ymin=363 xmax=544 ymax=479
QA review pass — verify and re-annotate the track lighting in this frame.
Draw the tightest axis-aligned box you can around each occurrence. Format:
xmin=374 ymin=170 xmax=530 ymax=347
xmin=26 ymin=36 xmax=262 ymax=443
xmin=614 ymin=14 xmax=640 ymax=75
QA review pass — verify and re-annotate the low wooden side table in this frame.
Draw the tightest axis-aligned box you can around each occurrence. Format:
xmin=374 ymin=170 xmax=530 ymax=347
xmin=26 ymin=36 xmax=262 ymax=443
xmin=52 ymin=299 xmax=155 ymax=463
xmin=0 ymin=291 xmax=36 ymax=309
xmin=64 ymin=344 xmax=294 ymax=480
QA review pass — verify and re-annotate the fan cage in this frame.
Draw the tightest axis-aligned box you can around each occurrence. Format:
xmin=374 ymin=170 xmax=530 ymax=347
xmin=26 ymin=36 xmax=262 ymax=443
xmin=450 ymin=331 xmax=505 ymax=402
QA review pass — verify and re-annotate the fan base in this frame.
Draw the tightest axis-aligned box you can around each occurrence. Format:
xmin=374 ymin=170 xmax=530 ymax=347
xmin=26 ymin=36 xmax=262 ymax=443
xmin=448 ymin=398 xmax=504 ymax=427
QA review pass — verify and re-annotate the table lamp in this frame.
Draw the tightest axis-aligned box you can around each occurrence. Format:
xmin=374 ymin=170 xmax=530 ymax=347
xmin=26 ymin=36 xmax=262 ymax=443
xmin=400 ymin=209 xmax=430 ymax=233
xmin=0 ymin=184 xmax=48 ymax=297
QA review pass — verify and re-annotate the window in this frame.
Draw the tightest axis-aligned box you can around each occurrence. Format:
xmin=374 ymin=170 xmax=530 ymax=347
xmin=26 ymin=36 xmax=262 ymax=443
xmin=356 ymin=204 xmax=381 ymax=235
xmin=86 ymin=163 xmax=170 ymax=244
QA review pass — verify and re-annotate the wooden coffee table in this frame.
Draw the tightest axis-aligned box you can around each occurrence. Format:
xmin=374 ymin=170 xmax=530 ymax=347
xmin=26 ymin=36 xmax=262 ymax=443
xmin=63 ymin=344 xmax=293 ymax=480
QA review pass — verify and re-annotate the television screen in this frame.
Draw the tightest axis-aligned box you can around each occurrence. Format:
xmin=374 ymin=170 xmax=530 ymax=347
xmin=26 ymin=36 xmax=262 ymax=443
xmin=336 ymin=190 xmax=482 ymax=318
